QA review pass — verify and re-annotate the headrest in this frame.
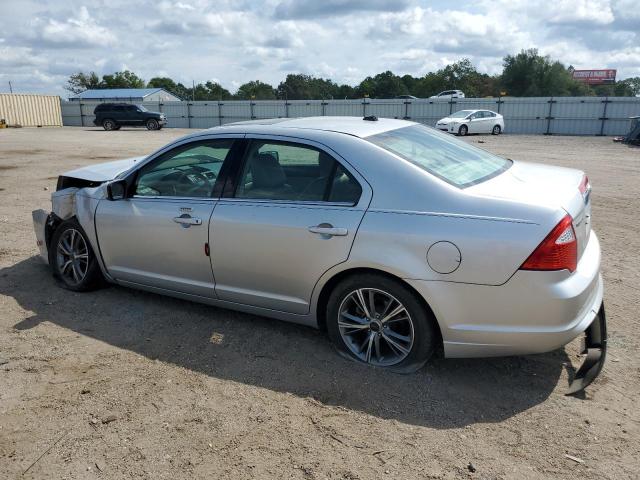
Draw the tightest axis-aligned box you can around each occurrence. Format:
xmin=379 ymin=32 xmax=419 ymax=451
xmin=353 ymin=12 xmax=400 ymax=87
xmin=251 ymin=152 xmax=286 ymax=189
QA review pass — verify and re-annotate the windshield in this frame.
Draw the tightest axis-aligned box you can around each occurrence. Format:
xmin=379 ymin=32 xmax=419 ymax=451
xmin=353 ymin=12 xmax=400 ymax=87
xmin=366 ymin=124 xmax=511 ymax=188
xmin=137 ymin=105 xmax=148 ymax=112
xmin=449 ymin=110 xmax=473 ymax=118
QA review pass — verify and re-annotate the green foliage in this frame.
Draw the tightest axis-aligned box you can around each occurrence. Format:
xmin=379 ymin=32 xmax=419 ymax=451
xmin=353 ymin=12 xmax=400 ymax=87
xmin=356 ymin=71 xmax=409 ymax=98
xmin=501 ymin=49 xmax=590 ymax=96
xmin=147 ymin=78 xmax=231 ymax=100
xmin=278 ymin=74 xmax=340 ymax=99
xmin=235 ymin=80 xmax=277 ymax=100
xmin=101 ymin=70 xmax=146 ymax=89
xmin=65 ymin=59 xmax=640 ymax=100
xmin=64 ymin=71 xmax=102 ymax=94
xmin=65 ymin=70 xmax=145 ymax=94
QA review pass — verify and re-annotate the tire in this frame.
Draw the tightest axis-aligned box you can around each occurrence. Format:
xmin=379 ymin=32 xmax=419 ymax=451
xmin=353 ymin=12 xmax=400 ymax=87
xmin=146 ymin=119 xmax=159 ymax=130
xmin=326 ymin=273 xmax=438 ymax=373
xmin=492 ymin=125 xmax=501 ymax=135
xmin=458 ymin=124 xmax=468 ymax=136
xmin=49 ymin=219 xmax=103 ymax=292
xmin=102 ymin=119 xmax=116 ymax=131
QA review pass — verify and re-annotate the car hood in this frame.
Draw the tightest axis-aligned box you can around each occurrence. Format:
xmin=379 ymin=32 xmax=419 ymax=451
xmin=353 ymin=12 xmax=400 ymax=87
xmin=61 ymin=156 xmax=145 ymax=182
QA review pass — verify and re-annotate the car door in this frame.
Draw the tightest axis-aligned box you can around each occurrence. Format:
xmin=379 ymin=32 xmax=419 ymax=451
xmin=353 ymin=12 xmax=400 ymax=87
xmin=467 ymin=112 xmax=481 ymax=133
xmin=110 ymin=105 xmax=128 ymax=124
xmin=479 ymin=111 xmax=493 ymax=132
xmin=485 ymin=111 xmax=499 ymax=132
xmin=126 ymin=105 xmax=143 ymax=125
xmin=95 ymin=136 xmax=243 ymax=297
xmin=209 ymin=136 xmax=371 ymax=314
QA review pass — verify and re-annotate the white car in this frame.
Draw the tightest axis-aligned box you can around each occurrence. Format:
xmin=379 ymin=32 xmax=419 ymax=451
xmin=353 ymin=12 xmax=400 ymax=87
xmin=430 ymin=90 xmax=465 ymax=99
xmin=436 ymin=109 xmax=505 ymax=136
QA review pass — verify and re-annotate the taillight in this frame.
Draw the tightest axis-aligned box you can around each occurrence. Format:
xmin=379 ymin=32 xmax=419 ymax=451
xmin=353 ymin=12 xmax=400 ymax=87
xmin=520 ymin=214 xmax=578 ymax=272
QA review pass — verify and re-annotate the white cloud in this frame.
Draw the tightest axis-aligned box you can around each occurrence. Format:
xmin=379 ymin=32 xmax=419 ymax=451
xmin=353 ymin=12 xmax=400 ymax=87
xmin=35 ymin=6 xmax=116 ymax=48
xmin=0 ymin=0 xmax=637 ymax=97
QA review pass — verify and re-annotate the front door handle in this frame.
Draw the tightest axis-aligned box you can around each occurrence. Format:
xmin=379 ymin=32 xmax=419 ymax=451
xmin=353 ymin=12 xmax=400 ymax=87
xmin=308 ymin=224 xmax=348 ymax=237
xmin=173 ymin=215 xmax=202 ymax=227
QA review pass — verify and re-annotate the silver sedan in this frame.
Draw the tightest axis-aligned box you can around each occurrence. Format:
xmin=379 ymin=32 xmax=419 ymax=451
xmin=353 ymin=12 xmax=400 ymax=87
xmin=32 ymin=117 xmax=606 ymax=393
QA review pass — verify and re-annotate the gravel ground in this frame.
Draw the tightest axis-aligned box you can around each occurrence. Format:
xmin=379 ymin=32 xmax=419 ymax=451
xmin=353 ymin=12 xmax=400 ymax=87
xmin=0 ymin=127 xmax=638 ymax=479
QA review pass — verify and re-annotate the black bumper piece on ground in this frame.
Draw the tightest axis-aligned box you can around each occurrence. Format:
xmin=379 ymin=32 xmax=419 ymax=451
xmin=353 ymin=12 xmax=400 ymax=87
xmin=566 ymin=303 xmax=607 ymax=395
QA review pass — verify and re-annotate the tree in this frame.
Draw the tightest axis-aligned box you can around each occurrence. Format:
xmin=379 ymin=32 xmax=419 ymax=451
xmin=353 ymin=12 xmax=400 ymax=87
xmin=235 ymin=80 xmax=277 ymax=100
xmin=501 ymin=49 xmax=588 ymax=96
xmin=203 ymin=81 xmax=232 ymax=100
xmin=277 ymin=74 xmax=340 ymax=100
xmin=100 ymin=70 xmax=146 ymax=89
xmin=355 ymin=71 xmax=408 ymax=98
xmin=147 ymin=77 xmax=190 ymax=99
xmin=64 ymin=71 xmax=101 ymax=94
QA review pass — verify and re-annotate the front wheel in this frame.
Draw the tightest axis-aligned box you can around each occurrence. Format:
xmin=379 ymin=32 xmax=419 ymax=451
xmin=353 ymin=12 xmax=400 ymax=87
xmin=492 ymin=125 xmax=502 ymax=135
xmin=102 ymin=119 xmax=116 ymax=131
xmin=326 ymin=274 xmax=438 ymax=373
xmin=50 ymin=219 xmax=103 ymax=291
xmin=458 ymin=124 xmax=468 ymax=136
xmin=146 ymin=119 xmax=159 ymax=130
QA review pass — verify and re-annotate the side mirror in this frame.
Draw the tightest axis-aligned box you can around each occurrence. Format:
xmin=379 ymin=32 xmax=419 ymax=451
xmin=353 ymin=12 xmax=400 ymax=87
xmin=107 ymin=180 xmax=127 ymax=201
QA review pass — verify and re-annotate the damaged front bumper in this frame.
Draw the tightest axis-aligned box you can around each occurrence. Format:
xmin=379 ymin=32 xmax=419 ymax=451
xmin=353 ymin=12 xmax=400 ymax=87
xmin=567 ymin=303 xmax=607 ymax=395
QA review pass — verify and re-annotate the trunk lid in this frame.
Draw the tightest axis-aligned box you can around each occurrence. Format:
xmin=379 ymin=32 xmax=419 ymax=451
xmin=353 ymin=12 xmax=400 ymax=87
xmin=467 ymin=161 xmax=591 ymax=260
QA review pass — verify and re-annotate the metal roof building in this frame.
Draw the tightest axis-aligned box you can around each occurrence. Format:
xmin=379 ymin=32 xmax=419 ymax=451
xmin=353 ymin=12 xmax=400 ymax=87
xmin=69 ymin=88 xmax=181 ymax=102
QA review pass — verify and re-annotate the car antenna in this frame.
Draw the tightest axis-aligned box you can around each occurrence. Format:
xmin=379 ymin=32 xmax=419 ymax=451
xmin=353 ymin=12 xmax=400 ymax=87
xmin=363 ymin=115 xmax=378 ymax=121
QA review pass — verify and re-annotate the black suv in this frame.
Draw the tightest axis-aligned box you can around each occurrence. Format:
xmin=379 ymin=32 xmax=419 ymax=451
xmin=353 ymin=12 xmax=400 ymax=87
xmin=93 ymin=103 xmax=167 ymax=131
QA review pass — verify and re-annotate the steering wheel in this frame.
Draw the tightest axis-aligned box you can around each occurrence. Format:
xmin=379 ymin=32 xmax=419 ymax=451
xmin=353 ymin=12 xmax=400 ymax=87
xmin=171 ymin=170 xmax=212 ymax=196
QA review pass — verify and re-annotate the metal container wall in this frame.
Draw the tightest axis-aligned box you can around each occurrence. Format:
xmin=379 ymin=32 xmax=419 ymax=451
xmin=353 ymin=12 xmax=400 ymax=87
xmin=61 ymin=97 xmax=640 ymax=135
xmin=0 ymin=94 xmax=62 ymax=127
xmin=288 ymin=100 xmax=323 ymax=117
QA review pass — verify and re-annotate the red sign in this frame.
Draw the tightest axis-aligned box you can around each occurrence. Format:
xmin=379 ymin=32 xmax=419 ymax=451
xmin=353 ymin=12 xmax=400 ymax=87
xmin=572 ymin=69 xmax=617 ymax=85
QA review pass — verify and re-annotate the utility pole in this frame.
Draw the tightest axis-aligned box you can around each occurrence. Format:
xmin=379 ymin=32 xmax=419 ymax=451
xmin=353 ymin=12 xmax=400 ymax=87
xmin=192 ymin=80 xmax=195 ymax=102
xmin=8 ymin=81 xmax=13 ymax=93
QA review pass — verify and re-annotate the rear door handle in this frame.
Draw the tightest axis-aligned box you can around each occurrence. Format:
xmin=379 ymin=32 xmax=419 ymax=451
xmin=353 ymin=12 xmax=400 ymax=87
xmin=308 ymin=224 xmax=348 ymax=236
xmin=173 ymin=215 xmax=202 ymax=226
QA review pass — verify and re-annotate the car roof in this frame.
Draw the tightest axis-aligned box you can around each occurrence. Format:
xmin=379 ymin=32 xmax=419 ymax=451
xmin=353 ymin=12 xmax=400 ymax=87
xmin=210 ymin=116 xmax=417 ymax=138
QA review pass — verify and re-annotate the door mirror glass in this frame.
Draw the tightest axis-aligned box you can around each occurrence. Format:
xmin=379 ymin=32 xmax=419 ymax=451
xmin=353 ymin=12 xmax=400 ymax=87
xmin=107 ymin=180 xmax=127 ymax=200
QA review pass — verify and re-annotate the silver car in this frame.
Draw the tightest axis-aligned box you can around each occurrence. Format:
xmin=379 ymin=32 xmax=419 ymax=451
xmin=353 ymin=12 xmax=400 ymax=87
xmin=32 ymin=117 xmax=606 ymax=393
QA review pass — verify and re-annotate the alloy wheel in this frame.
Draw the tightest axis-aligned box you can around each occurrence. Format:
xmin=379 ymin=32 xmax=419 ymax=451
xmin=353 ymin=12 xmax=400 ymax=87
xmin=56 ymin=228 xmax=89 ymax=286
xmin=338 ymin=288 xmax=415 ymax=366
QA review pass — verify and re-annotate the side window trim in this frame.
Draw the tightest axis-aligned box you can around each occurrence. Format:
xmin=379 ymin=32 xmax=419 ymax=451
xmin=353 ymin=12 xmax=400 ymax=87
xmin=225 ymin=137 xmax=362 ymax=206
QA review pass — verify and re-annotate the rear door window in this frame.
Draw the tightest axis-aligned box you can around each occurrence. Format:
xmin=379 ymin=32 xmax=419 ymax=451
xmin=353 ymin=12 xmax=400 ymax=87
xmin=235 ymin=140 xmax=361 ymax=204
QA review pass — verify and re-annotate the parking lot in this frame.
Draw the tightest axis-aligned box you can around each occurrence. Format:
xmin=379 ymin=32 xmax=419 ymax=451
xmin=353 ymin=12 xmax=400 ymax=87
xmin=0 ymin=127 xmax=638 ymax=479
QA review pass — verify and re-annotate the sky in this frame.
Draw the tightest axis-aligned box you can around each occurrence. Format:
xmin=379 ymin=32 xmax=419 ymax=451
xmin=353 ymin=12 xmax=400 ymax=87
xmin=1 ymin=0 xmax=639 ymax=97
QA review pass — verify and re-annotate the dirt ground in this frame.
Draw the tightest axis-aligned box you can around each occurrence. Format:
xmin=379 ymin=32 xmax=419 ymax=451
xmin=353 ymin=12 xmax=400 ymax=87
xmin=0 ymin=127 xmax=638 ymax=479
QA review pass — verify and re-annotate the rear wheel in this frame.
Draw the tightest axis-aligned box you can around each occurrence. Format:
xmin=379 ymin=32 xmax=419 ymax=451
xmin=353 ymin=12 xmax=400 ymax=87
xmin=492 ymin=125 xmax=501 ymax=135
xmin=458 ymin=124 xmax=468 ymax=136
xmin=146 ymin=119 xmax=159 ymax=130
xmin=102 ymin=119 xmax=116 ymax=131
xmin=326 ymin=274 xmax=438 ymax=373
xmin=50 ymin=219 xmax=103 ymax=291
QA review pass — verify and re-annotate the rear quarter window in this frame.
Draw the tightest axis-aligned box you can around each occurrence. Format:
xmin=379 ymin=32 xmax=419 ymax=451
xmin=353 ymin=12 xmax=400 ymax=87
xmin=366 ymin=124 xmax=511 ymax=188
